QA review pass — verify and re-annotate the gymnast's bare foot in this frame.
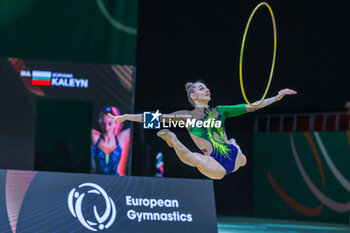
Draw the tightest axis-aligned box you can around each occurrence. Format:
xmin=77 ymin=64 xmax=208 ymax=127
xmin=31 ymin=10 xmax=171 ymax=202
xmin=157 ymin=129 xmax=177 ymax=147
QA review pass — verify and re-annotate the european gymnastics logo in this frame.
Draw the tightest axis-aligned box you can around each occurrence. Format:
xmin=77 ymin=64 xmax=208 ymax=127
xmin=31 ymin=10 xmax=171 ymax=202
xmin=68 ymin=183 xmax=116 ymax=231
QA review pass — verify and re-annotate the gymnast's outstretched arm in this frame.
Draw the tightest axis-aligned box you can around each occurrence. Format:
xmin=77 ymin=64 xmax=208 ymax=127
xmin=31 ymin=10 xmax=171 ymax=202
xmin=108 ymin=110 xmax=190 ymax=123
xmin=108 ymin=113 xmax=142 ymax=122
xmin=245 ymin=88 xmax=297 ymax=112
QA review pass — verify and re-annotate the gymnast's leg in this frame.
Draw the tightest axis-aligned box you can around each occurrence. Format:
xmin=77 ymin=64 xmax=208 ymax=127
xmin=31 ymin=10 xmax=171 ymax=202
xmin=157 ymin=129 xmax=226 ymax=179
xmin=228 ymin=138 xmax=247 ymax=172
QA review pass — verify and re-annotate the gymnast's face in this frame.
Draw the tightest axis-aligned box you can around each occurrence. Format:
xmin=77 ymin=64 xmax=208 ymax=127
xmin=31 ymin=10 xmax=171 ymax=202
xmin=103 ymin=114 xmax=116 ymax=134
xmin=191 ymin=83 xmax=211 ymax=103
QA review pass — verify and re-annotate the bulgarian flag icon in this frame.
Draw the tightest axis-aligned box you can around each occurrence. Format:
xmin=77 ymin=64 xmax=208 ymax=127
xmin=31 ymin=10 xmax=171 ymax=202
xmin=32 ymin=70 xmax=52 ymax=86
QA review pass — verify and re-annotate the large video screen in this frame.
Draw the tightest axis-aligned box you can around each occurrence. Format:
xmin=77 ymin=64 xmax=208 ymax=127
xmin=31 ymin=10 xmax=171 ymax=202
xmin=0 ymin=58 xmax=135 ymax=176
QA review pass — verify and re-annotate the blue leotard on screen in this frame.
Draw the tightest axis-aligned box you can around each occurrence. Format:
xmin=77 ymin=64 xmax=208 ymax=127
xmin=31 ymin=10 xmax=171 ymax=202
xmin=92 ymin=136 xmax=122 ymax=175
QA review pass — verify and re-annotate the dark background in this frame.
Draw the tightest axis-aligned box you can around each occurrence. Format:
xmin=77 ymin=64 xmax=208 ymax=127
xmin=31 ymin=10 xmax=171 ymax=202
xmin=0 ymin=0 xmax=138 ymax=64
xmin=34 ymin=99 xmax=92 ymax=173
xmin=134 ymin=0 xmax=350 ymax=216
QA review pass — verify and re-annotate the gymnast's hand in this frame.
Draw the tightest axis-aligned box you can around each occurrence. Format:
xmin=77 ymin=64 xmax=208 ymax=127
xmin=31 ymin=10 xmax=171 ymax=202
xmin=108 ymin=113 xmax=127 ymax=122
xmin=275 ymin=88 xmax=297 ymax=101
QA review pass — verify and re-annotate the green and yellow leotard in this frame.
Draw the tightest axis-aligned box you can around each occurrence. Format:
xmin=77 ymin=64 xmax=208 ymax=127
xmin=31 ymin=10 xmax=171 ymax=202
xmin=189 ymin=104 xmax=247 ymax=174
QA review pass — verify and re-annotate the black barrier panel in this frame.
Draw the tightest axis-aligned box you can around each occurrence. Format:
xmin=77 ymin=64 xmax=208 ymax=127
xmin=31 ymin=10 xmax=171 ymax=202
xmin=0 ymin=169 xmax=217 ymax=233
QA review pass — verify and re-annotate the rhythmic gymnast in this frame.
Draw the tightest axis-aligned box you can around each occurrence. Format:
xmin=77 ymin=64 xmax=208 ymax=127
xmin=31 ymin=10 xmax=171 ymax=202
xmin=109 ymin=81 xmax=297 ymax=179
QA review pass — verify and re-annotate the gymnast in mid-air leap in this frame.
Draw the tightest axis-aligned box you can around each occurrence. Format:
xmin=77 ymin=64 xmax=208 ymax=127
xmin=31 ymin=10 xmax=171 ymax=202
xmin=109 ymin=81 xmax=297 ymax=179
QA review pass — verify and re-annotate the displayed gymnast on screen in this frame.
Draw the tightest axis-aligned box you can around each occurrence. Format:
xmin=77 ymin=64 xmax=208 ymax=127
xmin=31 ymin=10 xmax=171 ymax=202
xmin=108 ymin=82 xmax=296 ymax=179
xmin=91 ymin=106 xmax=130 ymax=176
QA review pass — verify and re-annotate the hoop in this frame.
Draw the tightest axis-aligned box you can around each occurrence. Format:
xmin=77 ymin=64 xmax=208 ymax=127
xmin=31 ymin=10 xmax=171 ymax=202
xmin=239 ymin=2 xmax=277 ymax=107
